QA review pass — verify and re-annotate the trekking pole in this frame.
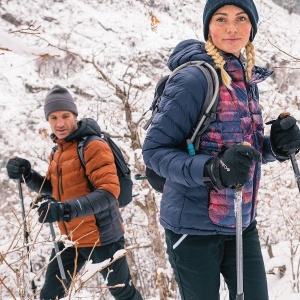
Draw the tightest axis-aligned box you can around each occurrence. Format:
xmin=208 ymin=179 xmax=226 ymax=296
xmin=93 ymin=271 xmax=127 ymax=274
xmin=17 ymin=179 xmax=37 ymax=299
xmin=49 ymin=222 xmax=68 ymax=289
xmin=234 ymin=186 xmax=244 ymax=300
xmin=289 ymin=151 xmax=300 ymax=193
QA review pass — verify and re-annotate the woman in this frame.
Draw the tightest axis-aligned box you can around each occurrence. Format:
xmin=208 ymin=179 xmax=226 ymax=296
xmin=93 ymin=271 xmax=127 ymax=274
xmin=142 ymin=0 xmax=300 ymax=299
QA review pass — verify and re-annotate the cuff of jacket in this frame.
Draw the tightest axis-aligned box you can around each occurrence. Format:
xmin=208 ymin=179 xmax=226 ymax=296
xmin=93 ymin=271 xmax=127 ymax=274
xmin=204 ymin=158 xmax=226 ymax=190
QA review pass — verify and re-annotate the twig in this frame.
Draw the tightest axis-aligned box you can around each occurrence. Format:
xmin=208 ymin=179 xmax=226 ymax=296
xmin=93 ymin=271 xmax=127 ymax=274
xmin=0 ymin=47 xmax=12 ymax=52
xmin=11 ymin=21 xmax=41 ymax=35
xmin=74 ymin=244 xmax=143 ymax=293
xmin=0 ymin=277 xmax=17 ymax=300
xmin=268 ymin=39 xmax=300 ymax=61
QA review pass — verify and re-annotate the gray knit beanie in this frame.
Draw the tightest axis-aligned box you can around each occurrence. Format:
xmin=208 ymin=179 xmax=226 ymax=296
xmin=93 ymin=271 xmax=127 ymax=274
xmin=203 ymin=0 xmax=259 ymax=41
xmin=44 ymin=85 xmax=78 ymax=120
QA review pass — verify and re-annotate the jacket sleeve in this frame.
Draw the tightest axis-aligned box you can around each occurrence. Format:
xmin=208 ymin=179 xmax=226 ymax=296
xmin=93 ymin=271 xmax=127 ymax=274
xmin=262 ymin=135 xmax=276 ymax=164
xmin=26 ymin=169 xmax=52 ymax=195
xmin=142 ymin=67 xmax=213 ymax=188
xmin=66 ymin=139 xmax=120 ymax=218
xmin=66 ymin=190 xmax=117 ymax=219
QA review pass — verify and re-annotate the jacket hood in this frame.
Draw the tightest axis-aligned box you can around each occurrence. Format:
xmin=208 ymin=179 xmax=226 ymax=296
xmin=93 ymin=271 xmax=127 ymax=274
xmin=65 ymin=118 xmax=102 ymax=142
xmin=167 ymin=39 xmax=214 ymax=71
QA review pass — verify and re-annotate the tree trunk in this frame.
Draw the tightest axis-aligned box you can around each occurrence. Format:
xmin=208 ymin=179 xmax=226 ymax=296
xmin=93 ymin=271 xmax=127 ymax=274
xmin=122 ymin=93 xmax=174 ymax=299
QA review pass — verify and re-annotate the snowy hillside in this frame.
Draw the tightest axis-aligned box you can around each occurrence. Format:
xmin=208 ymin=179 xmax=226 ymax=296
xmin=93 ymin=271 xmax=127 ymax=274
xmin=0 ymin=0 xmax=300 ymax=299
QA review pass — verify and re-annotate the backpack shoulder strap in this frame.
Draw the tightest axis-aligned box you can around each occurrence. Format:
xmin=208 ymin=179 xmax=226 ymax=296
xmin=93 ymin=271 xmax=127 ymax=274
xmin=143 ymin=60 xmax=219 ymax=155
xmin=167 ymin=61 xmax=219 ymax=138
xmin=191 ymin=61 xmax=219 ymax=138
xmin=77 ymin=135 xmax=104 ymax=168
xmin=184 ymin=61 xmax=220 ymax=154
xmin=168 ymin=60 xmax=219 ymax=153
xmin=51 ymin=145 xmax=58 ymax=160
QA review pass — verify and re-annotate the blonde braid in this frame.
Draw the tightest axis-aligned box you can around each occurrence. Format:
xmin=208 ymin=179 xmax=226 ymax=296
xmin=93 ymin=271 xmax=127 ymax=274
xmin=245 ymin=41 xmax=256 ymax=82
xmin=205 ymin=38 xmax=232 ymax=90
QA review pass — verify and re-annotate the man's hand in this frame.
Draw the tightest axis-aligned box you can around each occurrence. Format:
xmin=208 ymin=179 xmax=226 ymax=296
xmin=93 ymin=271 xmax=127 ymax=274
xmin=32 ymin=195 xmax=71 ymax=223
xmin=6 ymin=157 xmax=31 ymax=181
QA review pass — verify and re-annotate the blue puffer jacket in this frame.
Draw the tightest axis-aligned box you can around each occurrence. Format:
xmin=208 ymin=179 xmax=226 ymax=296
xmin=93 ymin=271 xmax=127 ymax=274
xmin=142 ymin=39 xmax=275 ymax=235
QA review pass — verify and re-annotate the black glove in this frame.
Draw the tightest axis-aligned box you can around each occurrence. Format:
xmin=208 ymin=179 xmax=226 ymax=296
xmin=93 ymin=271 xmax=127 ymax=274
xmin=6 ymin=157 xmax=31 ymax=181
xmin=31 ymin=195 xmax=71 ymax=223
xmin=267 ymin=113 xmax=300 ymax=162
xmin=204 ymin=144 xmax=261 ymax=190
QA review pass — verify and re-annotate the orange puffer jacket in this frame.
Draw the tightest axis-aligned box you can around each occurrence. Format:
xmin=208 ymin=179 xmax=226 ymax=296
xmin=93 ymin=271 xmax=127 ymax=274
xmin=35 ymin=118 xmax=124 ymax=247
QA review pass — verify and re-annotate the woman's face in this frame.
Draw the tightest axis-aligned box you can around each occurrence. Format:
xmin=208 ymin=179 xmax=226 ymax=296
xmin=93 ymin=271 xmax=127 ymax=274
xmin=208 ymin=5 xmax=252 ymax=57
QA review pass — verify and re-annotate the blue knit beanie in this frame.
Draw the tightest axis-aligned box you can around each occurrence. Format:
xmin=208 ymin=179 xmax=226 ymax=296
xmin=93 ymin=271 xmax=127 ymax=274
xmin=203 ymin=0 xmax=259 ymax=41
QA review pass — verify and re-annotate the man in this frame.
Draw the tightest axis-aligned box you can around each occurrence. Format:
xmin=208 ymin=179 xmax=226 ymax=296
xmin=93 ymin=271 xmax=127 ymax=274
xmin=6 ymin=85 xmax=143 ymax=300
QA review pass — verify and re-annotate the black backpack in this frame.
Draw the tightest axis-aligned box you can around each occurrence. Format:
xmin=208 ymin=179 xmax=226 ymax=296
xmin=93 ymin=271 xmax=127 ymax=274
xmin=52 ymin=133 xmax=133 ymax=208
xmin=138 ymin=60 xmax=219 ymax=193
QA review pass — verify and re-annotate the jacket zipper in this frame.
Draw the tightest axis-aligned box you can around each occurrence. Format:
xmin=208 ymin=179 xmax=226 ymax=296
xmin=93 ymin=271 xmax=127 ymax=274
xmin=236 ymin=57 xmax=258 ymax=223
xmin=56 ymin=146 xmax=69 ymax=236
xmin=59 ymin=167 xmax=64 ymax=195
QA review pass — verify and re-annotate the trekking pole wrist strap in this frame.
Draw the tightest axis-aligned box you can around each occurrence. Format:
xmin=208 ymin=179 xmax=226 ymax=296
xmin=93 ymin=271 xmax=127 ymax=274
xmin=62 ymin=203 xmax=72 ymax=222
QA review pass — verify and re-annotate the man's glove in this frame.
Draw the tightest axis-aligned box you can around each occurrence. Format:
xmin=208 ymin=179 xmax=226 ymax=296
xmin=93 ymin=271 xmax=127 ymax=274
xmin=204 ymin=144 xmax=261 ymax=190
xmin=31 ymin=195 xmax=71 ymax=223
xmin=267 ymin=113 xmax=300 ymax=162
xmin=6 ymin=157 xmax=31 ymax=181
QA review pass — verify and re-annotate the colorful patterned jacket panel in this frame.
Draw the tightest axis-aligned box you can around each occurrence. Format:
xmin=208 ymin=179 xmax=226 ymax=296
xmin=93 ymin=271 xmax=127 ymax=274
xmin=199 ymin=53 xmax=267 ymax=228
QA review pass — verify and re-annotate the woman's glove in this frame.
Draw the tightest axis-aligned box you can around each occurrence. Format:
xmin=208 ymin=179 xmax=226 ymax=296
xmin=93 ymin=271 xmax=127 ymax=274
xmin=267 ymin=113 xmax=300 ymax=162
xmin=204 ymin=144 xmax=261 ymax=190
xmin=6 ymin=157 xmax=31 ymax=181
xmin=31 ymin=195 xmax=71 ymax=223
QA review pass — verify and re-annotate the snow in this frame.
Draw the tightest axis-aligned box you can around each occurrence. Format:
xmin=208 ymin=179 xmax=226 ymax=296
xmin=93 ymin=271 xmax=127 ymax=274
xmin=80 ymin=259 xmax=112 ymax=282
xmin=0 ymin=0 xmax=300 ymax=299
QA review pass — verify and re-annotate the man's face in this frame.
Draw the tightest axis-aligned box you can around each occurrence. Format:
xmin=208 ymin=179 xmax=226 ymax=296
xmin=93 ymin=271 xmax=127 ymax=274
xmin=48 ymin=111 xmax=78 ymax=139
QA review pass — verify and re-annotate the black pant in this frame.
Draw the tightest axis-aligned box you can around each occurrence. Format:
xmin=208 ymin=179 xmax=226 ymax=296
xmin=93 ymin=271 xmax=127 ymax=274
xmin=165 ymin=221 xmax=269 ymax=300
xmin=40 ymin=237 xmax=143 ymax=300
